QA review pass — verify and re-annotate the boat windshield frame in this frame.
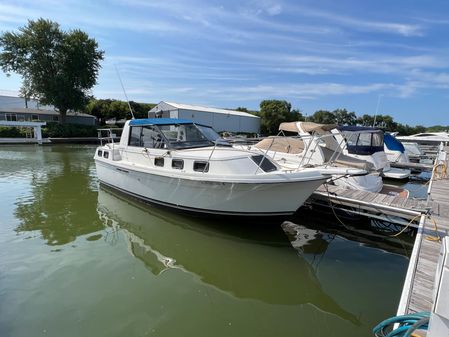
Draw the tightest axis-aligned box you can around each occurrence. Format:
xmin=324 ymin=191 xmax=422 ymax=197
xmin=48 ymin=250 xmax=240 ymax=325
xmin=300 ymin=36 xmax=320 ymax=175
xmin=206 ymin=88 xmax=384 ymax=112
xmin=154 ymin=123 xmax=215 ymax=150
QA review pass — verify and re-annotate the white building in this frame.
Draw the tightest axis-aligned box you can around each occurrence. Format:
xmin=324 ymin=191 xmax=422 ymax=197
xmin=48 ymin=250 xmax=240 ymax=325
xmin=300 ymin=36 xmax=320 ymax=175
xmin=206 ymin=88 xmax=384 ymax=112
xmin=148 ymin=101 xmax=260 ymax=133
xmin=0 ymin=94 xmax=96 ymax=125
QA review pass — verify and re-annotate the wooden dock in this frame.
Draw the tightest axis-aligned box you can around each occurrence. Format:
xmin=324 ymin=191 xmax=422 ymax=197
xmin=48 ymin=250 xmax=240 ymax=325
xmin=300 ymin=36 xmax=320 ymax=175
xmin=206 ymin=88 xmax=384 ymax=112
xmin=310 ymin=184 xmax=430 ymax=225
xmin=397 ymin=147 xmax=449 ymax=316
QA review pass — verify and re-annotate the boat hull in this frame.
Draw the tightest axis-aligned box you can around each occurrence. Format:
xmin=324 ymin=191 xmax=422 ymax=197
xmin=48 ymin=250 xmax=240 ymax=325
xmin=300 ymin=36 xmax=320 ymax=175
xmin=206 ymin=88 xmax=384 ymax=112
xmin=95 ymin=160 xmax=325 ymax=216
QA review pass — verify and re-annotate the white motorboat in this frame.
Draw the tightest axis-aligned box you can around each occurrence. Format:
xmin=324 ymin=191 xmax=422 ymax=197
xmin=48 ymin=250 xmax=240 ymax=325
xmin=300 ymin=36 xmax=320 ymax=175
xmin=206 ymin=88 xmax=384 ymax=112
xmin=237 ymin=122 xmax=383 ymax=193
xmin=396 ymin=132 xmax=449 ymax=145
xmin=95 ymin=118 xmax=357 ymax=216
xmin=336 ymin=126 xmax=410 ymax=180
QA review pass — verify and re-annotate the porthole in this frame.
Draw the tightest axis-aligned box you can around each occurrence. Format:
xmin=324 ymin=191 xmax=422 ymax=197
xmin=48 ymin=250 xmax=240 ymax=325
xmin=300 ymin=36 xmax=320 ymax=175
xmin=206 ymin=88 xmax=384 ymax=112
xmin=103 ymin=151 xmax=109 ymax=159
xmin=155 ymin=157 xmax=164 ymax=167
xmin=97 ymin=150 xmax=103 ymax=157
xmin=193 ymin=161 xmax=209 ymax=172
xmin=172 ymin=159 xmax=184 ymax=170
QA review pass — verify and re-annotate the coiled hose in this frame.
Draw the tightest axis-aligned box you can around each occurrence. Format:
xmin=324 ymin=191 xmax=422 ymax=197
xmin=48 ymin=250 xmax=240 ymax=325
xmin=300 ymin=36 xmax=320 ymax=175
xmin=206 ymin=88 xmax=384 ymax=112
xmin=373 ymin=312 xmax=430 ymax=337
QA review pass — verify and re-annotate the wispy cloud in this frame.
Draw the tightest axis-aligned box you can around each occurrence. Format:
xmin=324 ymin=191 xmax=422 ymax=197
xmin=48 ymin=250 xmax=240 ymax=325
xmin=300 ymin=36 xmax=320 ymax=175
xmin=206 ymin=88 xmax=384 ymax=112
xmin=286 ymin=4 xmax=424 ymax=36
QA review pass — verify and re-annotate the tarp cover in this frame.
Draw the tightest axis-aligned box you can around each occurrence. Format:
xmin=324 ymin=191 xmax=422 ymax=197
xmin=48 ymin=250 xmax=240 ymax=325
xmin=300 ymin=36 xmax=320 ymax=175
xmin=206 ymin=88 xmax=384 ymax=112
xmin=300 ymin=122 xmax=337 ymax=133
xmin=279 ymin=122 xmax=337 ymax=133
xmin=254 ymin=137 xmax=305 ymax=154
xmin=278 ymin=122 xmax=300 ymax=133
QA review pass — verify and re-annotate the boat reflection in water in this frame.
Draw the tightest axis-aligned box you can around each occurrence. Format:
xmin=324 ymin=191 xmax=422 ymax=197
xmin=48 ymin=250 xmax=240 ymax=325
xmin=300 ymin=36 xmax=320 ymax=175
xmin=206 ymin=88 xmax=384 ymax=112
xmin=97 ymin=185 xmax=360 ymax=325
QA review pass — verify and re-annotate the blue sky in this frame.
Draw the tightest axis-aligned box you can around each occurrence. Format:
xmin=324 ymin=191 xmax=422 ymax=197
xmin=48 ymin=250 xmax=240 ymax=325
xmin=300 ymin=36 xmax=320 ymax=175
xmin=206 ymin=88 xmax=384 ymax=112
xmin=0 ymin=0 xmax=448 ymax=126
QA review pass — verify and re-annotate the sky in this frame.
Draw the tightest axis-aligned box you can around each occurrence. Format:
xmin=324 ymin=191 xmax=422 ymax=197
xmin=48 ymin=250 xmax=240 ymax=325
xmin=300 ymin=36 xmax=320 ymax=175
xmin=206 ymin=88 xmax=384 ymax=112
xmin=0 ymin=0 xmax=448 ymax=126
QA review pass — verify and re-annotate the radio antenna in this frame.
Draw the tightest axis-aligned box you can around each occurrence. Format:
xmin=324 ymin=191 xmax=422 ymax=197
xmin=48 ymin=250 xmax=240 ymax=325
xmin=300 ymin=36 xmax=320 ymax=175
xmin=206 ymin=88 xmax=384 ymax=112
xmin=372 ymin=94 xmax=383 ymax=127
xmin=114 ymin=65 xmax=135 ymax=119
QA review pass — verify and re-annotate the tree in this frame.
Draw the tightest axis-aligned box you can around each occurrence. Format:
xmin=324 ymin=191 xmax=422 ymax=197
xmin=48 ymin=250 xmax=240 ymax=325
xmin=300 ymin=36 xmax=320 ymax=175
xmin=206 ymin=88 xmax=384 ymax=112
xmin=0 ymin=18 xmax=104 ymax=123
xmin=311 ymin=110 xmax=336 ymax=124
xmin=333 ymin=108 xmax=356 ymax=125
xmin=356 ymin=114 xmax=375 ymax=127
xmin=258 ymin=100 xmax=303 ymax=135
xmin=85 ymin=98 xmax=156 ymax=123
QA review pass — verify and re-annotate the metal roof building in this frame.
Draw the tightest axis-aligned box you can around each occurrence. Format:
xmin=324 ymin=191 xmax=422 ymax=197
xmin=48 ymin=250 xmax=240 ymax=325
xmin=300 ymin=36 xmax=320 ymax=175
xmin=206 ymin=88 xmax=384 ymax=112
xmin=148 ymin=101 xmax=260 ymax=133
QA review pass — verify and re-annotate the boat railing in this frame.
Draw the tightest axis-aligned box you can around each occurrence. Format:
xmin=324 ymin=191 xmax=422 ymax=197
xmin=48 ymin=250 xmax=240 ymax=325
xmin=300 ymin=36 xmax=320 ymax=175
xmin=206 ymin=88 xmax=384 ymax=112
xmin=255 ymin=137 xmax=276 ymax=174
xmin=204 ymin=141 xmax=218 ymax=173
xmin=98 ymin=128 xmax=121 ymax=147
xmin=323 ymin=132 xmax=358 ymax=169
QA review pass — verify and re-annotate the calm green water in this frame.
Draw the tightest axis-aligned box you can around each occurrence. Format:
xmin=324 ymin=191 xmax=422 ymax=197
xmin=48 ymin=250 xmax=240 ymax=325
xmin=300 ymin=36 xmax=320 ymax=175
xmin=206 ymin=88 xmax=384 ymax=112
xmin=0 ymin=145 xmax=414 ymax=337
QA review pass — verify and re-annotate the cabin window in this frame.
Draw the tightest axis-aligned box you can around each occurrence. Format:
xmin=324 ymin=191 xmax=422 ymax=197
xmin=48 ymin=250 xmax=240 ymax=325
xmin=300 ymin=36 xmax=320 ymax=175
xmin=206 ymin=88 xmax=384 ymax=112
xmin=97 ymin=150 xmax=103 ymax=157
xmin=5 ymin=113 xmax=17 ymax=121
xmin=172 ymin=159 xmax=184 ymax=170
xmin=371 ymin=132 xmax=384 ymax=147
xmin=250 ymin=155 xmax=277 ymax=172
xmin=129 ymin=126 xmax=142 ymax=146
xmin=154 ymin=157 xmax=164 ymax=167
xmin=357 ymin=133 xmax=371 ymax=146
xmin=142 ymin=125 xmax=166 ymax=148
xmin=103 ymin=151 xmax=109 ymax=159
xmin=129 ymin=126 xmax=166 ymax=148
xmin=345 ymin=133 xmax=358 ymax=146
xmin=193 ymin=161 xmax=209 ymax=172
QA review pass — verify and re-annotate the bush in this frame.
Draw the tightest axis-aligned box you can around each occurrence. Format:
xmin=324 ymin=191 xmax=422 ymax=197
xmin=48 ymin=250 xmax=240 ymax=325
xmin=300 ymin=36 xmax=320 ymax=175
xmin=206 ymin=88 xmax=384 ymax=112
xmin=0 ymin=126 xmax=29 ymax=138
xmin=42 ymin=122 xmax=98 ymax=138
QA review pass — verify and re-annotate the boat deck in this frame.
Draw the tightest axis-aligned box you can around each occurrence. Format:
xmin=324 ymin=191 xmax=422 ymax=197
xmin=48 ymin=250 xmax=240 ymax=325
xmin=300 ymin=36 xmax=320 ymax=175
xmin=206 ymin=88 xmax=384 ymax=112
xmin=397 ymin=146 xmax=449 ymax=317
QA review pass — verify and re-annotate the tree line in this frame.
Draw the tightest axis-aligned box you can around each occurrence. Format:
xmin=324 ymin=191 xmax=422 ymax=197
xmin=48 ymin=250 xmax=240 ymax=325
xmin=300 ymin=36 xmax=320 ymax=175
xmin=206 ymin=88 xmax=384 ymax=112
xmin=84 ymin=98 xmax=445 ymax=136
xmin=85 ymin=99 xmax=155 ymax=123
xmin=249 ymin=100 xmax=443 ymax=136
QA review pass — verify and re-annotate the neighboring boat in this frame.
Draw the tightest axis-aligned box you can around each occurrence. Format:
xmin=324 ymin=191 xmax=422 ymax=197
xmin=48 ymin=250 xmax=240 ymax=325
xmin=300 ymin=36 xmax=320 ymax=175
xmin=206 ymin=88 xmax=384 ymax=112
xmin=238 ymin=122 xmax=383 ymax=193
xmin=94 ymin=118 xmax=357 ymax=217
xmin=396 ymin=132 xmax=449 ymax=145
xmin=336 ymin=126 xmax=410 ymax=180
xmin=384 ymin=133 xmax=410 ymax=164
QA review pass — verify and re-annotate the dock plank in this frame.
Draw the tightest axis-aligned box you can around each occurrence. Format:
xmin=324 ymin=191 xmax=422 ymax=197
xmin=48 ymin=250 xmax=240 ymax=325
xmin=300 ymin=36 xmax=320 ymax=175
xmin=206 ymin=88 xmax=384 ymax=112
xmin=399 ymin=154 xmax=449 ymax=316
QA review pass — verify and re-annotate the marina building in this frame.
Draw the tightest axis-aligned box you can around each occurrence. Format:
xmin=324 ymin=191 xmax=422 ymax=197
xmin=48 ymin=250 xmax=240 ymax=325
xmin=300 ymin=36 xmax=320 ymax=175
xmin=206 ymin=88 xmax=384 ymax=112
xmin=0 ymin=94 xmax=96 ymax=125
xmin=148 ymin=101 xmax=260 ymax=134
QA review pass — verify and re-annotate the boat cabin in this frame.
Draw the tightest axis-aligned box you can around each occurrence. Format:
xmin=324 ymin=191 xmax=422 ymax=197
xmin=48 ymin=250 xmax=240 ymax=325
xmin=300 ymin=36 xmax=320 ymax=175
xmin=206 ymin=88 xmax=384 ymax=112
xmin=338 ymin=126 xmax=384 ymax=156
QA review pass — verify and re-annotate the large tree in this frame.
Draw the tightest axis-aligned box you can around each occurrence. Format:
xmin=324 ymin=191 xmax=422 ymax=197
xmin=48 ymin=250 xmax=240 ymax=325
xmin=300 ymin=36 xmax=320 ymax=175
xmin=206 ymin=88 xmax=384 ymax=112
xmin=259 ymin=100 xmax=303 ymax=135
xmin=0 ymin=18 xmax=104 ymax=122
xmin=310 ymin=110 xmax=336 ymax=124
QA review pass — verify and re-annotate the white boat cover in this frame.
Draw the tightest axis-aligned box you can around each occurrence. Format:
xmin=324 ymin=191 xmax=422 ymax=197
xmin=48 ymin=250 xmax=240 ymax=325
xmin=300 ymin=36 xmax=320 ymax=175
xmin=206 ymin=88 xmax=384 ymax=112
xmin=333 ymin=173 xmax=383 ymax=193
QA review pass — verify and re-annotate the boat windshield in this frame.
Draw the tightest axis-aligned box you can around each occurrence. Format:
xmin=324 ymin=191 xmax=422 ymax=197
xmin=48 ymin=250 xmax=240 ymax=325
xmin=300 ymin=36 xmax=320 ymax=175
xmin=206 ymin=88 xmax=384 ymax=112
xmin=158 ymin=123 xmax=214 ymax=149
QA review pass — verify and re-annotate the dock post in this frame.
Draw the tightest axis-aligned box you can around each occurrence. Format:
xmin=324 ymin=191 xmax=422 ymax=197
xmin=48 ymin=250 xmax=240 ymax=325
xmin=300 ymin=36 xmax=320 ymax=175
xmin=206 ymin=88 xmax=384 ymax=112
xmin=34 ymin=126 xmax=43 ymax=145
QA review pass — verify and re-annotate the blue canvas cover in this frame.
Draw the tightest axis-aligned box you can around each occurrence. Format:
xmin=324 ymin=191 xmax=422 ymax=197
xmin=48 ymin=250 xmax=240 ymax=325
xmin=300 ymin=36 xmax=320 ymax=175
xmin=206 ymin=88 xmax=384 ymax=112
xmin=384 ymin=133 xmax=405 ymax=153
xmin=339 ymin=126 xmax=385 ymax=155
xmin=129 ymin=118 xmax=193 ymax=126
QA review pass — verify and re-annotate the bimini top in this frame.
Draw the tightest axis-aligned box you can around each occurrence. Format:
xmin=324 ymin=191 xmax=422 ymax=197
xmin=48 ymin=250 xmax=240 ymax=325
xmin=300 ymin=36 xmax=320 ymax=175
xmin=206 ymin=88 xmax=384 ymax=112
xmin=279 ymin=121 xmax=336 ymax=133
xmin=337 ymin=125 xmax=380 ymax=133
xmin=129 ymin=118 xmax=193 ymax=126
xmin=384 ymin=133 xmax=405 ymax=153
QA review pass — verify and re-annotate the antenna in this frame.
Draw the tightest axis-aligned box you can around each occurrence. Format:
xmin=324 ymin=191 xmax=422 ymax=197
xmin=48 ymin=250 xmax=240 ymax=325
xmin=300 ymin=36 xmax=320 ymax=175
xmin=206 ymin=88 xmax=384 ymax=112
xmin=373 ymin=94 xmax=383 ymax=127
xmin=114 ymin=65 xmax=135 ymax=119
